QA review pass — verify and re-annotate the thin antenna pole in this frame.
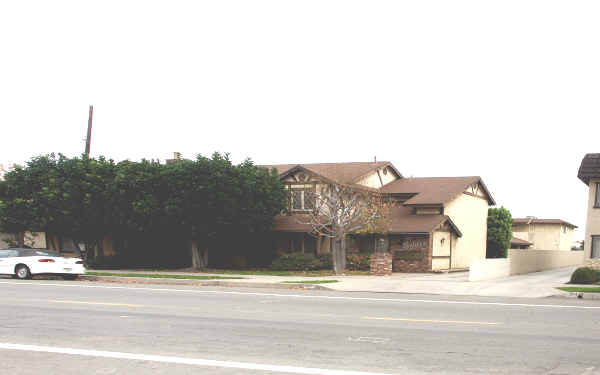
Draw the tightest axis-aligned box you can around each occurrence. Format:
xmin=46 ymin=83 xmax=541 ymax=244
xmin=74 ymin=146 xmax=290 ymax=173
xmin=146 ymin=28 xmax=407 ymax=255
xmin=85 ymin=105 xmax=94 ymax=156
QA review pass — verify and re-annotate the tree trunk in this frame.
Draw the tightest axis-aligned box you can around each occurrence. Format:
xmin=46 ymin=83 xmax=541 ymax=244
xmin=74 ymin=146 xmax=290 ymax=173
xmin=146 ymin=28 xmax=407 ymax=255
xmin=332 ymin=235 xmax=346 ymax=275
xmin=16 ymin=232 xmax=25 ymax=247
xmin=191 ymin=240 xmax=209 ymax=270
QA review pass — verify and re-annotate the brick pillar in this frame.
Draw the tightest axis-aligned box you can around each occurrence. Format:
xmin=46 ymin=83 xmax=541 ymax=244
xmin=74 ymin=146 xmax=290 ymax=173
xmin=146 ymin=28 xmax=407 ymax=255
xmin=370 ymin=252 xmax=393 ymax=276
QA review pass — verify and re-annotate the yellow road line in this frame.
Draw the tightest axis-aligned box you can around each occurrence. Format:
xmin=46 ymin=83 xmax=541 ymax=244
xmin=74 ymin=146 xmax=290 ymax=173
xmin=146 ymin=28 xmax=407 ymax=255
xmin=364 ymin=316 xmax=499 ymax=325
xmin=48 ymin=300 xmax=143 ymax=307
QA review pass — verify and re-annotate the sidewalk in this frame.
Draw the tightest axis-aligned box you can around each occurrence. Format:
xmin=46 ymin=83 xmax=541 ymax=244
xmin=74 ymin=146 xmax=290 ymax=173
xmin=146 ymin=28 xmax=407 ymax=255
xmin=85 ymin=266 xmax=578 ymax=298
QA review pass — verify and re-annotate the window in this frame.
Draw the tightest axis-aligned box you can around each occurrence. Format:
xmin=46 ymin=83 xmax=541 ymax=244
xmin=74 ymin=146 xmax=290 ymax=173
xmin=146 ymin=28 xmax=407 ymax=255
xmin=592 ymin=236 xmax=600 ymax=259
xmin=0 ymin=250 xmax=18 ymax=258
xmin=595 ymin=183 xmax=600 ymax=208
xmin=289 ymin=185 xmax=315 ymax=211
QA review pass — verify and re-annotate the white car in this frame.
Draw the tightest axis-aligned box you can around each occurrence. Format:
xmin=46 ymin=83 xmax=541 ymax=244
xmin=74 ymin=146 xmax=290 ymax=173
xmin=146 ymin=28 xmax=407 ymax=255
xmin=0 ymin=248 xmax=86 ymax=280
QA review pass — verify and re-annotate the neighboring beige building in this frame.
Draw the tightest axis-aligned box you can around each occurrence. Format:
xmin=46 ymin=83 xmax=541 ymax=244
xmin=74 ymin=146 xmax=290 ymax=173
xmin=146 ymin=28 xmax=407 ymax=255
xmin=511 ymin=218 xmax=577 ymax=251
xmin=263 ymin=162 xmax=495 ymax=272
xmin=578 ymin=154 xmax=600 ymax=265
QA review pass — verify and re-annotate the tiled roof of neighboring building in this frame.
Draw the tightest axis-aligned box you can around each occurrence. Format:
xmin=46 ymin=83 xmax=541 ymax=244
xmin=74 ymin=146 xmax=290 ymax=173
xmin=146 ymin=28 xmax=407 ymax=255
xmin=510 ymin=236 xmax=532 ymax=246
xmin=578 ymin=153 xmax=600 ymax=185
xmin=512 ymin=218 xmax=577 ymax=228
xmin=260 ymin=162 xmax=402 ymax=185
xmin=379 ymin=176 xmax=495 ymax=205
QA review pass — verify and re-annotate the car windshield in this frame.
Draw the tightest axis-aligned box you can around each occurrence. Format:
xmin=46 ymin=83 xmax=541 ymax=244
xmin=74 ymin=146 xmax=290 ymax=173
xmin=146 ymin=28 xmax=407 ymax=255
xmin=20 ymin=249 xmax=62 ymax=257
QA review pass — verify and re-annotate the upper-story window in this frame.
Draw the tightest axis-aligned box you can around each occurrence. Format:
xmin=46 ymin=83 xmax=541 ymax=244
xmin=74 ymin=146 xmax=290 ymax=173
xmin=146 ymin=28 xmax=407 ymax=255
xmin=595 ymin=182 xmax=600 ymax=208
xmin=289 ymin=185 xmax=315 ymax=211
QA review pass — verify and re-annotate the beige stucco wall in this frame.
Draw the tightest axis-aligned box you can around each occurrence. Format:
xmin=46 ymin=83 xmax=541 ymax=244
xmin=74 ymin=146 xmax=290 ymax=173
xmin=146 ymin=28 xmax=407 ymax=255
xmin=531 ymin=224 xmax=568 ymax=251
xmin=508 ymin=249 xmax=584 ymax=275
xmin=511 ymin=223 xmax=573 ymax=251
xmin=431 ymin=231 xmax=451 ymax=270
xmin=443 ymin=193 xmax=488 ymax=269
xmin=355 ymin=168 xmax=399 ymax=189
xmin=584 ymin=178 xmax=600 ymax=259
xmin=432 ymin=231 xmax=451 ymax=256
xmin=558 ymin=226 xmax=575 ymax=251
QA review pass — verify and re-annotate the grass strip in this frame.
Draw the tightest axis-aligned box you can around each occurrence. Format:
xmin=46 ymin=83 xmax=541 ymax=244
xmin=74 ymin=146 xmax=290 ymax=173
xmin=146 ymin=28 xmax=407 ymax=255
xmin=557 ymin=286 xmax=600 ymax=293
xmin=86 ymin=272 xmax=245 ymax=280
xmin=282 ymin=280 xmax=339 ymax=284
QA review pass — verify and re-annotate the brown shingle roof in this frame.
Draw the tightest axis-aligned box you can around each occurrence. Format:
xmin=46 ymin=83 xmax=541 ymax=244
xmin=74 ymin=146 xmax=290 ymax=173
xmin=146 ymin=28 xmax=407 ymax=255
xmin=387 ymin=205 xmax=462 ymax=236
xmin=379 ymin=176 xmax=495 ymax=205
xmin=510 ymin=236 xmax=532 ymax=246
xmin=512 ymin=218 xmax=577 ymax=229
xmin=260 ymin=162 xmax=402 ymax=185
xmin=272 ymin=206 xmax=462 ymax=236
xmin=271 ymin=215 xmax=314 ymax=232
xmin=578 ymin=153 xmax=600 ymax=185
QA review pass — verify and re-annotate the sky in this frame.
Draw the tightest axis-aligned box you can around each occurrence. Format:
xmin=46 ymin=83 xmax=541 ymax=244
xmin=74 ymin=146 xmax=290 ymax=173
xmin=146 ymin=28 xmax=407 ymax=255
xmin=1 ymin=0 xmax=598 ymax=240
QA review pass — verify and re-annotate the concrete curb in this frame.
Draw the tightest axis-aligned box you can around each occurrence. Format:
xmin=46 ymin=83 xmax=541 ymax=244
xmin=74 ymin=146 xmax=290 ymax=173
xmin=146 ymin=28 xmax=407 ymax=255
xmin=551 ymin=291 xmax=600 ymax=300
xmin=80 ymin=275 xmax=334 ymax=291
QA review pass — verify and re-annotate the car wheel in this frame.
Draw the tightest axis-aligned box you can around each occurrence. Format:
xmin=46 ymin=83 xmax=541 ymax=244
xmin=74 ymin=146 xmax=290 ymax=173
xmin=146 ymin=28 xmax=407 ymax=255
xmin=63 ymin=275 xmax=78 ymax=280
xmin=15 ymin=265 xmax=31 ymax=280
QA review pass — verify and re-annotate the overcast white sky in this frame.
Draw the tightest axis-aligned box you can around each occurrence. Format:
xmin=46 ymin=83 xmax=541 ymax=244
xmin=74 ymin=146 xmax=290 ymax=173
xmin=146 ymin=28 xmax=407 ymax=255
xmin=1 ymin=1 xmax=598 ymax=240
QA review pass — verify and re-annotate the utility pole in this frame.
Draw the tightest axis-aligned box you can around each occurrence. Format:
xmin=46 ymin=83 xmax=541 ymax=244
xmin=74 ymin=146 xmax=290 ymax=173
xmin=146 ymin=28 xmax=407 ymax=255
xmin=85 ymin=105 xmax=94 ymax=156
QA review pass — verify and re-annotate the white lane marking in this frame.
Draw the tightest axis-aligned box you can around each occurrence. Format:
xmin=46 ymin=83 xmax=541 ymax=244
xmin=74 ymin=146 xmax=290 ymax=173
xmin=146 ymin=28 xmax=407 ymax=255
xmin=1 ymin=281 xmax=598 ymax=310
xmin=48 ymin=300 xmax=143 ymax=307
xmin=348 ymin=337 xmax=389 ymax=344
xmin=0 ymin=343 xmax=395 ymax=375
xmin=364 ymin=316 xmax=499 ymax=325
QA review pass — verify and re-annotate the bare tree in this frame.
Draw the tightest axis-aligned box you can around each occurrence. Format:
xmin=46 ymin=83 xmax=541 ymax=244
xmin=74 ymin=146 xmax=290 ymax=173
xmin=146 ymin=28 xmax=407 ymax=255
xmin=299 ymin=183 xmax=390 ymax=275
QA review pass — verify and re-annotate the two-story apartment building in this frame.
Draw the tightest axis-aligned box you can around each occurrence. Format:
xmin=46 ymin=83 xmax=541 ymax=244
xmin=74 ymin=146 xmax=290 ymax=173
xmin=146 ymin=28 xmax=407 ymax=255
xmin=578 ymin=154 xmax=600 ymax=265
xmin=262 ymin=162 xmax=495 ymax=272
xmin=511 ymin=218 xmax=576 ymax=251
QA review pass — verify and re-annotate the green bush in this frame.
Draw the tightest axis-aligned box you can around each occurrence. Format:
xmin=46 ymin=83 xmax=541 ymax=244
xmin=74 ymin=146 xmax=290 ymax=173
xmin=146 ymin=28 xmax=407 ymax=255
xmin=346 ymin=253 xmax=371 ymax=271
xmin=316 ymin=253 xmax=333 ymax=270
xmin=570 ymin=267 xmax=598 ymax=284
xmin=271 ymin=253 xmax=321 ymax=271
xmin=271 ymin=252 xmax=372 ymax=272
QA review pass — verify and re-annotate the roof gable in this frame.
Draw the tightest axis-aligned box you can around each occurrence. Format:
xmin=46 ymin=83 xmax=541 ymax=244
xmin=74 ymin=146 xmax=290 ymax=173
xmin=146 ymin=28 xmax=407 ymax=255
xmin=261 ymin=162 xmax=401 ymax=185
xmin=380 ymin=176 xmax=495 ymax=206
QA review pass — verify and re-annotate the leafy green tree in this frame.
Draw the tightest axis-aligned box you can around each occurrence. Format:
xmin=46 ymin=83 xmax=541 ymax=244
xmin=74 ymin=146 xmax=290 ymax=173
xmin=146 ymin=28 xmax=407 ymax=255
xmin=0 ymin=154 xmax=117 ymax=260
xmin=486 ymin=207 xmax=513 ymax=258
xmin=163 ymin=153 xmax=286 ymax=269
xmin=0 ymin=152 xmax=286 ymax=269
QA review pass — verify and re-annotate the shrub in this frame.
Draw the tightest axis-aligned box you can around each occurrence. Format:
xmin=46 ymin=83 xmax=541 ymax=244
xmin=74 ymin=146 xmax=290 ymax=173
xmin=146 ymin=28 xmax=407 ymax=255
xmin=346 ymin=252 xmax=371 ymax=271
xmin=570 ymin=267 xmax=598 ymax=284
xmin=316 ymin=253 xmax=333 ymax=270
xmin=486 ymin=207 xmax=512 ymax=258
xmin=271 ymin=253 xmax=321 ymax=271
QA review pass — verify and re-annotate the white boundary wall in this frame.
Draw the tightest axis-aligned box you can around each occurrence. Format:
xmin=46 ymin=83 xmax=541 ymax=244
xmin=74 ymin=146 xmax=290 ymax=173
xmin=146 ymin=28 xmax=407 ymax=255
xmin=508 ymin=249 xmax=584 ymax=275
xmin=469 ymin=249 xmax=584 ymax=281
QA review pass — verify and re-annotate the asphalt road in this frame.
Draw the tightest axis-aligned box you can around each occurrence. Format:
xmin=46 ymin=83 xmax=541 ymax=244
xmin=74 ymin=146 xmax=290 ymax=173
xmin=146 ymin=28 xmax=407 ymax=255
xmin=1 ymin=279 xmax=600 ymax=375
